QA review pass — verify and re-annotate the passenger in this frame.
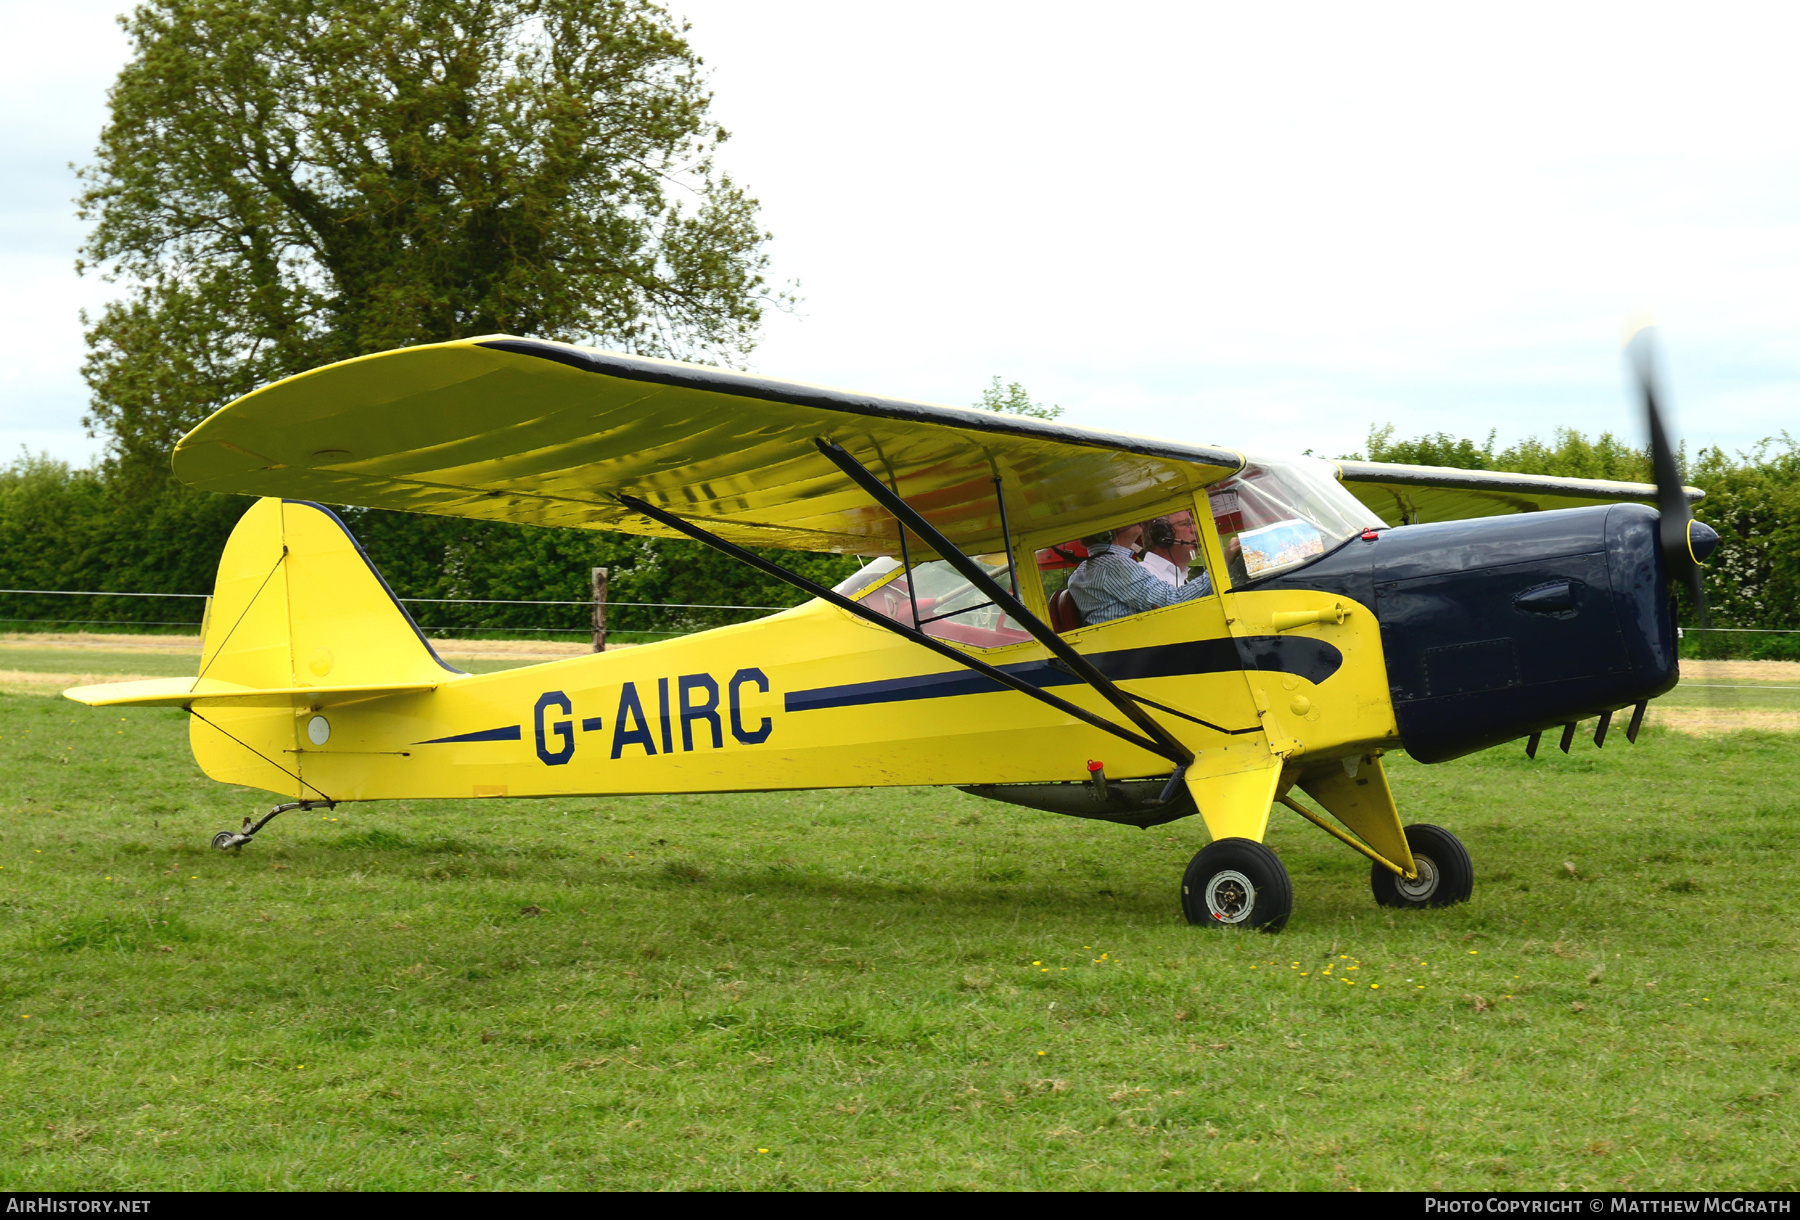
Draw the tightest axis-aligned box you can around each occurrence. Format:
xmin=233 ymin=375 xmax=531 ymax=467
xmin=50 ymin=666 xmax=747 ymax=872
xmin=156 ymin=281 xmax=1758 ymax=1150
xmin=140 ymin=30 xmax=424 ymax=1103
xmin=1067 ymin=522 xmax=1214 ymax=625
xmin=1138 ymin=516 xmax=1200 ymax=587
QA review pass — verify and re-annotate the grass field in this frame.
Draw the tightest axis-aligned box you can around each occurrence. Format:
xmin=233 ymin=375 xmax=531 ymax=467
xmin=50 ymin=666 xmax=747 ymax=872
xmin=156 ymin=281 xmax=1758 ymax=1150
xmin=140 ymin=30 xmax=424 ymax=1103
xmin=2 ymin=641 xmax=1798 ymax=1190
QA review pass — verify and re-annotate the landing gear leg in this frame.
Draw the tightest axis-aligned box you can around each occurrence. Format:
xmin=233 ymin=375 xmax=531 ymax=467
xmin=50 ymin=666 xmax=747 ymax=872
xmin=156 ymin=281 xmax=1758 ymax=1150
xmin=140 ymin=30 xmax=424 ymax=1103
xmin=211 ymin=799 xmax=335 ymax=851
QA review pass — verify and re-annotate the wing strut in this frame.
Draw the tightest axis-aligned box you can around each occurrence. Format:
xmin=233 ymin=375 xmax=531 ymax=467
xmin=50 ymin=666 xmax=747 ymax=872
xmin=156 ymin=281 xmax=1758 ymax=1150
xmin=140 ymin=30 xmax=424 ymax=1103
xmin=615 ymin=494 xmax=1188 ymax=766
xmin=812 ymin=439 xmax=1195 ymax=767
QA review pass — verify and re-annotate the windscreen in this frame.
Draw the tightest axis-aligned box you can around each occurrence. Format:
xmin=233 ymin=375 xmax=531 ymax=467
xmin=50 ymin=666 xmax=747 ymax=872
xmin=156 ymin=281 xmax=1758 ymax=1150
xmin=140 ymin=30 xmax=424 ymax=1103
xmin=1208 ymin=456 xmax=1385 ymax=581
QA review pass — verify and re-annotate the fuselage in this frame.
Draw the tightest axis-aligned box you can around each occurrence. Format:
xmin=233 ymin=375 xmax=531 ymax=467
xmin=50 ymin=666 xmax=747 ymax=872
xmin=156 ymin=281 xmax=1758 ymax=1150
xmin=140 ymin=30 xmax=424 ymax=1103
xmin=221 ymin=505 xmax=1674 ymax=804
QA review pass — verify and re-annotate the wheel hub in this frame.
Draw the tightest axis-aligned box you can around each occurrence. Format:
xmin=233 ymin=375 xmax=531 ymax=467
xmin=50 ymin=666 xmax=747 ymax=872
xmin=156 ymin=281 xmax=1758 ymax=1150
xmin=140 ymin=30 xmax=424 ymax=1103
xmin=1205 ymin=869 xmax=1256 ymax=924
xmin=1396 ymin=854 xmax=1439 ymax=902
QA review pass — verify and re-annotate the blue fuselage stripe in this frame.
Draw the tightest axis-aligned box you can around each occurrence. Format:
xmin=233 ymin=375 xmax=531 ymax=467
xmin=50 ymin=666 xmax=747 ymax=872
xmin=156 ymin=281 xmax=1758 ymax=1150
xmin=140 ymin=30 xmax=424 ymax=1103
xmin=416 ymin=725 xmax=522 ymax=744
xmin=783 ymin=636 xmax=1340 ymax=713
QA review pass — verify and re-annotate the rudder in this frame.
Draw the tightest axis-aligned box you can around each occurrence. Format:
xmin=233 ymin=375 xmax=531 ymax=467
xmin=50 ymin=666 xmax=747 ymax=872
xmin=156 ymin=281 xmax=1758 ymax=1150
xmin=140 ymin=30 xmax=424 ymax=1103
xmin=198 ymin=498 xmax=458 ymax=690
xmin=188 ymin=498 xmax=456 ymax=797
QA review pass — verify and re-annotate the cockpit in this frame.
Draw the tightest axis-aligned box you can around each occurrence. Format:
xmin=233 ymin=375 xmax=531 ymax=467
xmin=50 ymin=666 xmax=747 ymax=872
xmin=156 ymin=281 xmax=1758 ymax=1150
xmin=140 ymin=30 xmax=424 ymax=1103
xmin=833 ymin=454 xmax=1386 ymax=643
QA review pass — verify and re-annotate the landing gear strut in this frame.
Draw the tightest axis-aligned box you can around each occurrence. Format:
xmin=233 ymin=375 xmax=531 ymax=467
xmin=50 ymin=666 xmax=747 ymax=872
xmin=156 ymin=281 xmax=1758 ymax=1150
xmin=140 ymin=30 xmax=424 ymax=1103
xmin=211 ymin=799 xmax=335 ymax=850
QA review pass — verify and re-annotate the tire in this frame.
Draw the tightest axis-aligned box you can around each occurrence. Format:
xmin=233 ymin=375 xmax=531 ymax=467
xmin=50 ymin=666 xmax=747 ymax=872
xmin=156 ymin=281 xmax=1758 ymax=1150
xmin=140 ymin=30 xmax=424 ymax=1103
xmin=1181 ymin=838 xmax=1293 ymax=931
xmin=1371 ymin=823 xmax=1473 ymax=908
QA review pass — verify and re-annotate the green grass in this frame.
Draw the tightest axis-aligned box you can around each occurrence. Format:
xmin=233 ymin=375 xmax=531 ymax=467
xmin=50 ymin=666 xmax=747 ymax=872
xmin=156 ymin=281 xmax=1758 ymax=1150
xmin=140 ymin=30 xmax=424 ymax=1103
xmin=0 ymin=647 xmax=204 ymax=679
xmin=1659 ymin=677 xmax=1800 ymax=713
xmin=2 ymin=690 xmax=1799 ymax=1190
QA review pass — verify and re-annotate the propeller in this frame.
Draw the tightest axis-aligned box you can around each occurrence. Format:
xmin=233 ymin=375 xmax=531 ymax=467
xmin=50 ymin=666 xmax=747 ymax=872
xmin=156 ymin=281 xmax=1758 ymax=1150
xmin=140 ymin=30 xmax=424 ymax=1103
xmin=1626 ymin=328 xmax=1718 ymax=630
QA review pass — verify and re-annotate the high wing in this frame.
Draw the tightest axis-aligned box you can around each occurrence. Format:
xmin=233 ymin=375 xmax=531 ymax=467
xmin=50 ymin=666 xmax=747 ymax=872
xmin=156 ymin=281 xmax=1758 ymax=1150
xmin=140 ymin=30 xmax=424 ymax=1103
xmin=173 ymin=337 xmax=1242 ymax=555
xmin=1336 ymin=460 xmax=1704 ymax=526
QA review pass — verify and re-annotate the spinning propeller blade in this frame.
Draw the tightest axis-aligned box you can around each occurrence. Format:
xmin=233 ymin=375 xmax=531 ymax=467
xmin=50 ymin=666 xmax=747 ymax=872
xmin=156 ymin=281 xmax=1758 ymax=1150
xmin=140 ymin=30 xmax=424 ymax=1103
xmin=1627 ymin=328 xmax=1716 ymax=626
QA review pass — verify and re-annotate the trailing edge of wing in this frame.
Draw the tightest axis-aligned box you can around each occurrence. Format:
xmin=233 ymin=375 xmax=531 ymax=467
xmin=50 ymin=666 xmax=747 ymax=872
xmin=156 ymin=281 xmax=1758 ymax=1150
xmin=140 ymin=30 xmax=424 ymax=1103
xmin=172 ymin=337 xmax=1244 ymax=555
xmin=63 ymin=677 xmax=439 ymax=709
xmin=1336 ymin=460 xmax=1703 ymax=525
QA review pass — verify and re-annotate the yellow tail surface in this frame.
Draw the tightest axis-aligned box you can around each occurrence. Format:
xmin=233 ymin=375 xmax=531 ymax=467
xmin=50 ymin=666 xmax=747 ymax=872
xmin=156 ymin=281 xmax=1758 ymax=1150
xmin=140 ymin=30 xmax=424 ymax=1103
xmin=198 ymin=497 xmax=453 ymax=693
xmin=64 ymin=497 xmax=457 ymax=797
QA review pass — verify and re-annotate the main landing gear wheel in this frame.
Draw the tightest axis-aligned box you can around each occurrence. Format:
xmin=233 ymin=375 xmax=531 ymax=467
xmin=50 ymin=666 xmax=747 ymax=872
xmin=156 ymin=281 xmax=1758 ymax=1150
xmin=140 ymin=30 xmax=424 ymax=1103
xmin=1371 ymin=823 xmax=1474 ymax=908
xmin=1182 ymin=838 xmax=1293 ymax=931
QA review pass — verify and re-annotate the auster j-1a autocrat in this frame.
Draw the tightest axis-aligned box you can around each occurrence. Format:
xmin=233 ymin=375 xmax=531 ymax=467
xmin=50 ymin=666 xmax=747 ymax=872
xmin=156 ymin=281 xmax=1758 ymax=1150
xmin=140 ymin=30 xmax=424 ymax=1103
xmin=64 ymin=332 xmax=1719 ymax=930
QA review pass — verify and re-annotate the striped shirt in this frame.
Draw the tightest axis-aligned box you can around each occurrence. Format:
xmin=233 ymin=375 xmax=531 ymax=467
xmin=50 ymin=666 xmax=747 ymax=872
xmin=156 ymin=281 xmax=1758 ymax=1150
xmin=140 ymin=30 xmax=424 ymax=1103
xmin=1067 ymin=545 xmax=1215 ymax=625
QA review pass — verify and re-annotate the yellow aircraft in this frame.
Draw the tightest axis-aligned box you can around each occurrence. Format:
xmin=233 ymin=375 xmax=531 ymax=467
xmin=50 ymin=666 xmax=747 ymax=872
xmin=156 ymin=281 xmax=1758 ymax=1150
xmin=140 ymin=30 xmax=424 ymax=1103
xmin=64 ymin=334 xmax=1716 ymax=930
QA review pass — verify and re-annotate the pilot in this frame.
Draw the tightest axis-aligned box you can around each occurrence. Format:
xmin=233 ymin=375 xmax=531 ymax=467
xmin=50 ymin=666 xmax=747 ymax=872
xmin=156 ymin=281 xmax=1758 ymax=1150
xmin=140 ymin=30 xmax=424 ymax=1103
xmin=1068 ymin=522 xmax=1214 ymax=625
xmin=1138 ymin=516 xmax=1200 ymax=587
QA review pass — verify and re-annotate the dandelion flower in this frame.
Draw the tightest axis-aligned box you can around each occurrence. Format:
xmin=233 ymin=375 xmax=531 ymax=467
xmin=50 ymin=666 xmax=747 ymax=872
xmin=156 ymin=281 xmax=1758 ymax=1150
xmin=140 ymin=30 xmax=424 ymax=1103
xmin=757 ymin=1148 xmax=769 ymax=1154
xmin=1037 ymin=1051 xmax=1046 ymax=1056
xmin=1370 ymin=984 xmax=1380 ymax=989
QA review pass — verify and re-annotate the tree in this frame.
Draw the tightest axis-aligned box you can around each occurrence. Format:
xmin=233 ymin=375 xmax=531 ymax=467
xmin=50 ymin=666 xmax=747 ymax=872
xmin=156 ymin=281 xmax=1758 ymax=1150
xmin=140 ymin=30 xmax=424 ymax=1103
xmin=975 ymin=376 xmax=1063 ymax=420
xmin=1357 ymin=423 xmax=1656 ymax=482
xmin=78 ymin=0 xmax=782 ymax=481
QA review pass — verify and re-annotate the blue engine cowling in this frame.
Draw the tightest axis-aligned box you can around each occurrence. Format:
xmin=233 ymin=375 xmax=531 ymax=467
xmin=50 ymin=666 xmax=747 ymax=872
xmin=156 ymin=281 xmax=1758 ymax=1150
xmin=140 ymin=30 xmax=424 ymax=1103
xmin=1251 ymin=503 xmax=1679 ymax=763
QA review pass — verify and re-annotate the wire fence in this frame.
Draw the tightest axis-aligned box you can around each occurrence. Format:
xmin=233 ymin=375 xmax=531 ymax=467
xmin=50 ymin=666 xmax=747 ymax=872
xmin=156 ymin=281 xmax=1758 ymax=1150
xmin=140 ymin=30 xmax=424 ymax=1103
xmin=4 ymin=588 xmax=1798 ymax=657
xmin=0 ymin=587 xmax=791 ymax=644
xmin=1681 ymin=627 xmax=1800 ymax=662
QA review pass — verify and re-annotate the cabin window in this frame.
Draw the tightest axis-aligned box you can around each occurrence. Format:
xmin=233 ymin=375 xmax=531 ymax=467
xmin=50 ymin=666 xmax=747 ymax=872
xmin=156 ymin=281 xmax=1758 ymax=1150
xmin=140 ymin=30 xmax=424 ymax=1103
xmin=833 ymin=556 xmax=901 ymax=599
xmin=1208 ymin=456 xmax=1384 ymax=582
xmin=1034 ymin=509 xmax=1211 ymax=632
xmin=852 ymin=553 xmax=1033 ymax=648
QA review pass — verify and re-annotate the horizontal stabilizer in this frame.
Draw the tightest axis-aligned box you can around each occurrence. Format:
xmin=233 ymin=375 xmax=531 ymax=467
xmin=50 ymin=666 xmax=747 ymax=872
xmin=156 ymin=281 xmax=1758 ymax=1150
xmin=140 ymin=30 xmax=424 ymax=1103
xmin=63 ymin=677 xmax=438 ymax=709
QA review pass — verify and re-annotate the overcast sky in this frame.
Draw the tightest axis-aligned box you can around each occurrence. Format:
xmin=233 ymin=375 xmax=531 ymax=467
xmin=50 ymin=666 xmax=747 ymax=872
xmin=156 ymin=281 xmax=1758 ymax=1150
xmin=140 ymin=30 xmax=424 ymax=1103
xmin=4 ymin=0 xmax=1798 ymax=468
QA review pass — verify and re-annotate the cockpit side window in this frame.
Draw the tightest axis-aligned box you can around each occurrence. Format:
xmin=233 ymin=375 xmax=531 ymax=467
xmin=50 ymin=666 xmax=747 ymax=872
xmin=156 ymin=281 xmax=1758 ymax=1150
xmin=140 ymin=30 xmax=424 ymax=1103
xmin=851 ymin=553 xmax=1033 ymax=648
xmin=1035 ymin=507 xmax=1213 ymax=632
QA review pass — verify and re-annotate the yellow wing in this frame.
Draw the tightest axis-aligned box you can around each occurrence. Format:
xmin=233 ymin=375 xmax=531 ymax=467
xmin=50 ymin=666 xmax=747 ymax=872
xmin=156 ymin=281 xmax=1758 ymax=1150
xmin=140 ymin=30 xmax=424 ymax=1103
xmin=173 ymin=337 xmax=1243 ymax=554
xmin=1335 ymin=459 xmax=1703 ymax=525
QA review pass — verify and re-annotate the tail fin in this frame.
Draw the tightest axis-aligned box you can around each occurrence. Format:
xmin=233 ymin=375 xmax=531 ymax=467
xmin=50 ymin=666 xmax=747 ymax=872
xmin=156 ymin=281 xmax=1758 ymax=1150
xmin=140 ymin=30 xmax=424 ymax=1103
xmin=198 ymin=497 xmax=458 ymax=691
xmin=65 ymin=498 xmax=457 ymax=798
xmin=66 ymin=498 xmax=456 ymax=708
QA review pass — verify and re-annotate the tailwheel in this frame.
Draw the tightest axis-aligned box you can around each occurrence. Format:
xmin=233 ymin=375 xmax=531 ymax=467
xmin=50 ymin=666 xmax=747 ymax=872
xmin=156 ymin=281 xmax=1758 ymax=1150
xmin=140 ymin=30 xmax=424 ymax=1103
xmin=1371 ymin=823 xmax=1473 ymax=908
xmin=1181 ymin=838 xmax=1293 ymax=931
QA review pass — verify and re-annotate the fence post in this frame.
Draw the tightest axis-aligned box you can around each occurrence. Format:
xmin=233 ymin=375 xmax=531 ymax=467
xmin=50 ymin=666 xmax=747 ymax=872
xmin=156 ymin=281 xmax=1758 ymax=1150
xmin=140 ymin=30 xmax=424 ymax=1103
xmin=591 ymin=567 xmax=608 ymax=652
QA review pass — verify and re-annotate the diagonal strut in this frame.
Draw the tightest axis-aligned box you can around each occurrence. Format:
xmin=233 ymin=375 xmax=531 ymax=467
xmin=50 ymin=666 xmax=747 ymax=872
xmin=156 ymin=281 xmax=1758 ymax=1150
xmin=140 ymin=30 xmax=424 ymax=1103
xmin=812 ymin=438 xmax=1195 ymax=767
xmin=614 ymin=494 xmax=1187 ymax=765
